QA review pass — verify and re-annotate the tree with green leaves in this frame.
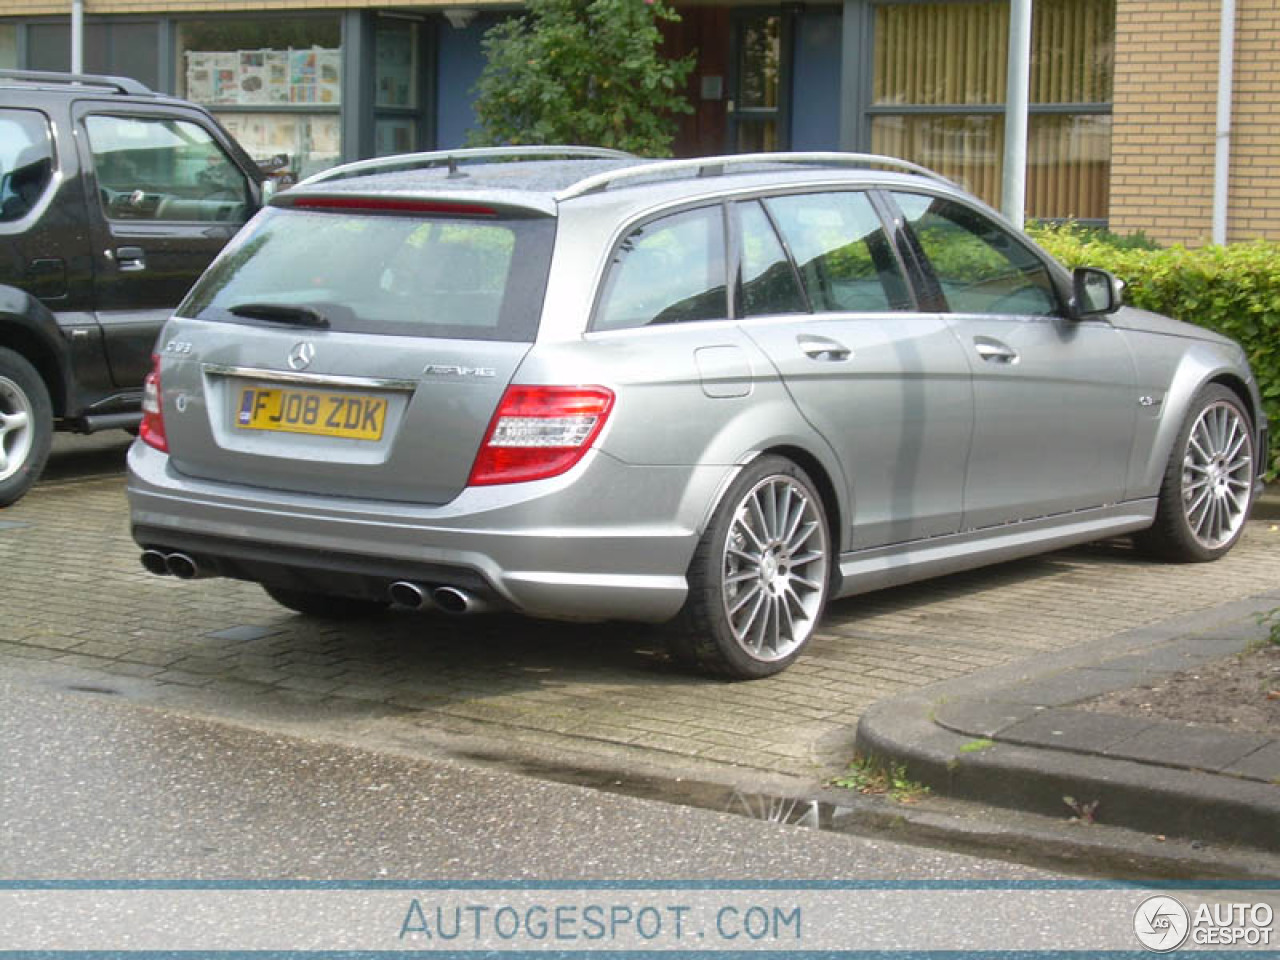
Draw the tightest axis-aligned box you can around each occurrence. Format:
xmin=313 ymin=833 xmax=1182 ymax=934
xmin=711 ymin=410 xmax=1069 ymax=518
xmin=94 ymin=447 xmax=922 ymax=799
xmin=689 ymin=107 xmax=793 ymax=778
xmin=468 ymin=0 xmax=695 ymax=157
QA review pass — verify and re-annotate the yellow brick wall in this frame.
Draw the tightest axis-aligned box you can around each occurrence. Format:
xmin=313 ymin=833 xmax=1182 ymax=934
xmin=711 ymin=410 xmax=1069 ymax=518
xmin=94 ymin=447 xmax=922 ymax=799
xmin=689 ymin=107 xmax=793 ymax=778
xmin=1109 ymin=0 xmax=1219 ymax=244
xmin=1227 ymin=0 xmax=1280 ymax=241
xmin=1111 ymin=0 xmax=1280 ymax=244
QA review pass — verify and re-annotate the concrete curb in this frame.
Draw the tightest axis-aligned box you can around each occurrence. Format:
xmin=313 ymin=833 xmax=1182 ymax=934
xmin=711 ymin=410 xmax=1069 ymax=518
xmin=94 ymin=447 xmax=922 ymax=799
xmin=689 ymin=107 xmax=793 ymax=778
xmin=854 ymin=591 xmax=1280 ymax=854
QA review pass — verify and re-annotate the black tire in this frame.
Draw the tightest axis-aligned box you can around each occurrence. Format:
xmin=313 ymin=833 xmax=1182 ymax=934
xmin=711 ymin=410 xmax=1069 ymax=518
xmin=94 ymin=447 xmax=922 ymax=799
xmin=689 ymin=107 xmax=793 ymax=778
xmin=1134 ymin=384 xmax=1255 ymax=562
xmin=670 ymin=455 xmax=832 ymax=680
xmin=263 ymin=584 xmax=388 ymax=619
xmin=0 ymin=347 xmax=53 ymax=508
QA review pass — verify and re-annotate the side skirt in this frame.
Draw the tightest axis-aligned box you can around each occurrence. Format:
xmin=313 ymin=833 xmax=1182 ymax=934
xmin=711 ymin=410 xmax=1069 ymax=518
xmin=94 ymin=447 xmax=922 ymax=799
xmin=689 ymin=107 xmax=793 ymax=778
xmin=835 ymin=500 xmax=1158 ymax=599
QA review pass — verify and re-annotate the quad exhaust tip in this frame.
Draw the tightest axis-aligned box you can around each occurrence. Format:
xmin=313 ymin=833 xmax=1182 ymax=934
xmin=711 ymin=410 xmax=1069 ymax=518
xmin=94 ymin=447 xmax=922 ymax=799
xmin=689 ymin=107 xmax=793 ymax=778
xmin=388 ymin=581 xmax=489 ymax=615
xmin=139 ymin=550 xmax=206 ymax=580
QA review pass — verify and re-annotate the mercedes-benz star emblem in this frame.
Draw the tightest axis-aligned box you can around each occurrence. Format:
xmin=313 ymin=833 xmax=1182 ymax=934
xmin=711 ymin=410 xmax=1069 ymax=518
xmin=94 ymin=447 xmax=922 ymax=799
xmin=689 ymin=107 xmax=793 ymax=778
xmin=288 ymin=342 xmax=316 ymax=371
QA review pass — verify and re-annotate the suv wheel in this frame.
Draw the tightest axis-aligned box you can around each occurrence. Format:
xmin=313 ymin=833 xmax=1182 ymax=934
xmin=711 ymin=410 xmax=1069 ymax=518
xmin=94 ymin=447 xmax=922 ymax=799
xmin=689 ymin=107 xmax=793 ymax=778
xmin=673 ymin=456 xmax=831 ymax=679
xmin=0 ymin=348 xmax=52 ymax=507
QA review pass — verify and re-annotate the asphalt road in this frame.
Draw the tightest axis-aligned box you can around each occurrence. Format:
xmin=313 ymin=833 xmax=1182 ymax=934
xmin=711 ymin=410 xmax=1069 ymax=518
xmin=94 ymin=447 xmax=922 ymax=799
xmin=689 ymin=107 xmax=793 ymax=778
xmin=0 ymin=677 xmax=1062 ymax=882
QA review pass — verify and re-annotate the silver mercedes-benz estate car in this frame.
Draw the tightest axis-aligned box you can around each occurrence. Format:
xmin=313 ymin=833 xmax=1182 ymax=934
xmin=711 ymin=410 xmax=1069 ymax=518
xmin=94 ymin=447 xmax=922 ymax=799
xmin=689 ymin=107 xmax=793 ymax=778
xmin=128 ymin=148 xmax=1267 ymax=679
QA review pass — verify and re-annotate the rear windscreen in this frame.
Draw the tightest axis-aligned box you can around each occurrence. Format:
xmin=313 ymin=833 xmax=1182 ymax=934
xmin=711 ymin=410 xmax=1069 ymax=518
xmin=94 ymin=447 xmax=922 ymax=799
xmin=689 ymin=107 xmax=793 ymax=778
xmin=179 ymin=207 xmax=555 ymax=342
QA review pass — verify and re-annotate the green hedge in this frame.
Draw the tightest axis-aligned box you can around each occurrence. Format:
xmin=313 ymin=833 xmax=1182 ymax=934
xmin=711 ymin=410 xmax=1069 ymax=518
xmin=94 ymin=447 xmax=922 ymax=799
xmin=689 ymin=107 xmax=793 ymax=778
xmin=1027 ymin=224 xmax=1280 ymax=479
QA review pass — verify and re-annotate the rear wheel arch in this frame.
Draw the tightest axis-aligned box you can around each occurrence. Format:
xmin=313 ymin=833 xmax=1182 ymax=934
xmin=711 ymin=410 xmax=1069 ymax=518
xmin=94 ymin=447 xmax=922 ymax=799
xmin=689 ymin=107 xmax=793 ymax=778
xmin=0 ymin=313 xmax=70 ymax=418
xmin=760 ymin=444 xmax=844 ymax=556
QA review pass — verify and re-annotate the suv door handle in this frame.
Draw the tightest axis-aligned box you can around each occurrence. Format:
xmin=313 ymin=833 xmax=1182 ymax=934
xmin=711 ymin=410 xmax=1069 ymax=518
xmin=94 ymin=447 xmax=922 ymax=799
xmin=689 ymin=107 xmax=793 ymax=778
xmin=973 ymin=337 xmax=1019 ymax=365
xmin=115 ymin=246 xmax=147 ymax=272
xmin=798 ymin=334 xmax=852 ymax=362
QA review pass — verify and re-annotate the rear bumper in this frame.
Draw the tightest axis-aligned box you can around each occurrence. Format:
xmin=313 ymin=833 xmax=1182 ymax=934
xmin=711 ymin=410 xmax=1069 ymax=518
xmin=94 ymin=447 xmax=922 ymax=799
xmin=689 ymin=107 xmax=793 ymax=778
xmin=127 ymin=442 xmax=723 ymax=623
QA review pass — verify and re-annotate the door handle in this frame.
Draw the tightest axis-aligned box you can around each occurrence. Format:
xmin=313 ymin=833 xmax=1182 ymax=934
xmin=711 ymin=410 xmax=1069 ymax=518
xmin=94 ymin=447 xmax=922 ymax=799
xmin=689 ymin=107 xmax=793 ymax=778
xmin=973 ymin=337 xmax=1019 ymax=365
xmin=115 ymin=246 xmax=147 ymax=272
xmin=797 ymin=334 xmax=852 ymax=362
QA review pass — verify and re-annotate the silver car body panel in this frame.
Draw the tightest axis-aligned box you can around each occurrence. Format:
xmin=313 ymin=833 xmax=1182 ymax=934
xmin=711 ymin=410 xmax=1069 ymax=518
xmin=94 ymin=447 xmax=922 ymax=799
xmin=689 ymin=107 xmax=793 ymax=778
xmin=127 ymin=156 xmax=1268 ymax=630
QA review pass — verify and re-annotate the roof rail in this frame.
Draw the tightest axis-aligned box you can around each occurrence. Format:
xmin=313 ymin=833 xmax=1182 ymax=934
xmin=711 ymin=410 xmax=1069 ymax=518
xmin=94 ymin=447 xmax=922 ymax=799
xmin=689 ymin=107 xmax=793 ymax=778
xmin=557 ymin=151 xmax=952 ymax=200
xmin=0 ymin=68 xmax=154 ymax=96
xmin=297 ymin=145 xmax=635 ymax=188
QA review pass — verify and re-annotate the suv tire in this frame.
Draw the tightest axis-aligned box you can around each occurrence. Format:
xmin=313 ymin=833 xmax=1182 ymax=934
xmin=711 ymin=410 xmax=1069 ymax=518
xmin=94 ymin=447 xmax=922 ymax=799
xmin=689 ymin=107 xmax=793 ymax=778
xmin=0 ymin=347 xmax=53 ymax=507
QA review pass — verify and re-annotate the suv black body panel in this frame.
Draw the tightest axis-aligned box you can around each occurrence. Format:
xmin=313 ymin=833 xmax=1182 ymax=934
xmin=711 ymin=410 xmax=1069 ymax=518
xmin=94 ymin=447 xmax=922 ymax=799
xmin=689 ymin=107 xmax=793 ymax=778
xmin=0 ymin=70 xmax=264 ymax=503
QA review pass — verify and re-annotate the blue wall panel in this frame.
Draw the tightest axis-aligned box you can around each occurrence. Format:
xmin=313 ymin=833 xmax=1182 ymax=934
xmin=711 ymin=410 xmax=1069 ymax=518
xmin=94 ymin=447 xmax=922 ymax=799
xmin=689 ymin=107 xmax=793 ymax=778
xmin=791 ymin=8 xmax=843 ymax=152
xmin=435 ymin=15 xmax=502 ymax=148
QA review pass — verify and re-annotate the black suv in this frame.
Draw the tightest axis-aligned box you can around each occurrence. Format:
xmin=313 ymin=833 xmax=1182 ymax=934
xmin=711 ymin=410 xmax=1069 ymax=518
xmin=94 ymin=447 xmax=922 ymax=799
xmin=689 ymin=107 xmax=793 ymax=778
xmin=0 ymin=69 xmax=265 ymax=505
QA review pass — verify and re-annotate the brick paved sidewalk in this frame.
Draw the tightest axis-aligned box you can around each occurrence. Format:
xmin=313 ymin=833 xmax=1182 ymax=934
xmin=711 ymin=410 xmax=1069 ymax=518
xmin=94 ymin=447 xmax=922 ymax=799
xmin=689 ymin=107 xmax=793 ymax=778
xmin=5 ymin=473 xmax=1279 ymax=780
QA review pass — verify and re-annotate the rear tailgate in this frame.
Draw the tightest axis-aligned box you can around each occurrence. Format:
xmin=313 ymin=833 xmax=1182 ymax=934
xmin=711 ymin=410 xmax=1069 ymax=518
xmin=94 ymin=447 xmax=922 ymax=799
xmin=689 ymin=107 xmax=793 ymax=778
xmin=156 ymin=199 xmax=554 ymax=505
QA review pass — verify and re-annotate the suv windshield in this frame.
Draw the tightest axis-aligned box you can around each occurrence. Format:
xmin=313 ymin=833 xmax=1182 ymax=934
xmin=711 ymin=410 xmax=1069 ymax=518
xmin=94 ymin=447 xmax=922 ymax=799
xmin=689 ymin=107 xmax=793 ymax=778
xmin=180 ymin=206 xmax=555 ymax=341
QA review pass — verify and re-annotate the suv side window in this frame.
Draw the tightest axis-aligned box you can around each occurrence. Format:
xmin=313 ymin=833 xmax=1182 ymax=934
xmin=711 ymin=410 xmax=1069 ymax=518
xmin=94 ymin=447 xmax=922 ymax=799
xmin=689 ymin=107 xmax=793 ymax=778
xmin=892 ymin=192 xmax=1059 ymax=316
xmin=764 ymin=191 xmax=911 ymax=313
xmin=594 ymin=206 xmax=727 ymax=332
xmin=85 ymin=115 xmax=250 ymax=224
xmin=0 ymin=109 xmax=55 ymax=223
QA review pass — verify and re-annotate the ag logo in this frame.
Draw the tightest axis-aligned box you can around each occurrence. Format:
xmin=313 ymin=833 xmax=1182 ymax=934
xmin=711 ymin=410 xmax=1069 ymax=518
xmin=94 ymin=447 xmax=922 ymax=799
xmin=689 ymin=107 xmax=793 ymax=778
xmin=288 ymin=341 xmax=316 ymax=371
xmin=1134 ymin=895 xmax=1190 ymax=952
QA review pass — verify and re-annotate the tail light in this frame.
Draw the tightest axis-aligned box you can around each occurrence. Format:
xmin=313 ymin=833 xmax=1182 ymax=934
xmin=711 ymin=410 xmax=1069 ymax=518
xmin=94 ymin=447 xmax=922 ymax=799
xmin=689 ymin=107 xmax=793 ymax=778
xmin=139 ymin=354 xmax=168 ymax=452
xmin=468 ymin=385 xmax=614 ymax=486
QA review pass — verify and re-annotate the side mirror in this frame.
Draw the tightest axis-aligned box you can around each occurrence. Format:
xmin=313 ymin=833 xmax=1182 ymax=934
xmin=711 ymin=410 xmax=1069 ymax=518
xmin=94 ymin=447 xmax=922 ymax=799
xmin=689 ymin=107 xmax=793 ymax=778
xmin=1070 ymin=266 xmax=1124 ymax=319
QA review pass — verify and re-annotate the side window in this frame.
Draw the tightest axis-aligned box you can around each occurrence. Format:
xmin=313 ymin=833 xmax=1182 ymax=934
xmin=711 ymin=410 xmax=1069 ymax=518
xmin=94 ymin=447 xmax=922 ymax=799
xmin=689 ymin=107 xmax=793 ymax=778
xmin=892 ymin=192 xmax=1059 ymax=316
xmin=736 ymin=200 xmax=808 ymax=317
xmin=0 ymin=109 xmax=55 ymax=223
xmin=85 ymin=115 xmax=251 ymax=224
xmin=764 ymin=191 xmax=911 ymax=313
xmin=594 ymin=206 xmax=727 ymax=332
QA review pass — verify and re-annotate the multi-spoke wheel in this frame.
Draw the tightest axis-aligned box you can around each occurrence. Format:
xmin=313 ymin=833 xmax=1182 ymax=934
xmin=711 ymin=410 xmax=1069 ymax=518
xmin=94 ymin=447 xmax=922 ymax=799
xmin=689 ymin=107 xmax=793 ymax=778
xmin=0 ymin=347 xmax=52 ymax=507
xmin=671 ymin=456 xmax=831 ymax=679
xmin=1136 ymin=384 xmax=1255 ymax=562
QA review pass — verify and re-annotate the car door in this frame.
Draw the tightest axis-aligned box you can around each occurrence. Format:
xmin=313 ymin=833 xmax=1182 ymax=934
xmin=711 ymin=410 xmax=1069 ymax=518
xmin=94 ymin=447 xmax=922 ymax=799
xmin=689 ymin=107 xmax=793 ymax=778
xmin=736 ymin=191 xmax=974 ymax=550
xmin=889 ymin=191 xmax=1138 ymax=529
xmin=74 ymin=102 xmax=256 ymax=390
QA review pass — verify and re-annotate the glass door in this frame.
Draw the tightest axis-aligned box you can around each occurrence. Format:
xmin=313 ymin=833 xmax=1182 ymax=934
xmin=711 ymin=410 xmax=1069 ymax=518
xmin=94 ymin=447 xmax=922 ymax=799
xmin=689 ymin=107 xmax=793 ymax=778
xmin=727 ymin=11 xmax=791 ymax=153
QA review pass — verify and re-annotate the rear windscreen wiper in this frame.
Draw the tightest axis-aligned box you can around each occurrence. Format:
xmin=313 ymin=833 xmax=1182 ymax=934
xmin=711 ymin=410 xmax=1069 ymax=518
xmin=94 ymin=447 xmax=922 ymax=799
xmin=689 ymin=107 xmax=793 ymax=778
xmin=228 ymin=302 xmax=330 ymax=328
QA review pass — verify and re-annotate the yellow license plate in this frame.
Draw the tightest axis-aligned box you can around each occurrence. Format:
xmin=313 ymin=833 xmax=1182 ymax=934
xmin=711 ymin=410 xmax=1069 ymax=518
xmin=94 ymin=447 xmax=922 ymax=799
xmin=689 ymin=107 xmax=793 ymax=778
xmin=235 ymin=386 xmax=388 ymax=440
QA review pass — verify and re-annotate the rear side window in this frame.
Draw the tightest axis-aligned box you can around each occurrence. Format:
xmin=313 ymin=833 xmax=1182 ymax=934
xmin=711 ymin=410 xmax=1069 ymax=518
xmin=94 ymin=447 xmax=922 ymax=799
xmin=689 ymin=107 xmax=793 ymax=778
xmin=0 ymin=108 xmax=54 ymax=223
xmin=737 ymin=200 xmax=808 ymax=317
xmin=85 ymin=114 xmax=250 ymax=224
xmin=180 ymin=207 xmax=554 ymax=342
xmin=764 ymin=192 xmax=911 ymax=313
xmin=892 ymin=192 xmax=1059 ymax=316
xmin=594 ymin=206 xmax=728 ymax=331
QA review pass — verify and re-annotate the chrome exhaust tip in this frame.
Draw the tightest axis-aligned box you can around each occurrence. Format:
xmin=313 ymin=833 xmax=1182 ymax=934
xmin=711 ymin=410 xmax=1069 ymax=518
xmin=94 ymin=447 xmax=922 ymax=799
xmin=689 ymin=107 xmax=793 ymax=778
xmin=165 ymin=552 xmax=202 ymax=580
xmin=388 ymin=580 xmax=431 ymax=610
xmin=432 ymin=586 xmax=489 ymax=615
xmin=140 ymin=549 xmax=170 ymax=576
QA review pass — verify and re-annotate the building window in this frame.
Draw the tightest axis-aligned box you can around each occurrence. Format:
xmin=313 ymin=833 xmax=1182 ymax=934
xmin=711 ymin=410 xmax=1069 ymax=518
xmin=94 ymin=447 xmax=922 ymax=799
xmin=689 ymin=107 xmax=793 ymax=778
xmin=374 ymin=18 xmax=422 ymax=156
xmin=0 ymin=25 xmax=17 ymax=69
xmin=175 ymin=18 xmax=342 ymax=185
xmin=869 ymin=0 xmax=1113 ymax=221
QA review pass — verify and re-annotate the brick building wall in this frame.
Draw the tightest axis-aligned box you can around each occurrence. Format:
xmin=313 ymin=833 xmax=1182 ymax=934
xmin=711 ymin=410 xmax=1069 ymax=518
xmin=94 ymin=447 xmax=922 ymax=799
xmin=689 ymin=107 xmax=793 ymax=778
xmin=1111 ymin=0 xmax=1280 ymax=245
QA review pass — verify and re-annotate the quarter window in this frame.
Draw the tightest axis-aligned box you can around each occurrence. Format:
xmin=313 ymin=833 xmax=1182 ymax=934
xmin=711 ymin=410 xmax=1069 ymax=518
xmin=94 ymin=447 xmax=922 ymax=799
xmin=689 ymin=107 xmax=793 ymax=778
xmin=893 ymin=192 xmax=1059 ymax=316
xmin=594 ymin=207 xmax=728 ymax=331
xmin=85 ymin=115 xmax=250 ymax=224
xmin=764 ymin=191 xmax=911 ymax=312
xmin=0 ymin=109 xmax=55 ymax=223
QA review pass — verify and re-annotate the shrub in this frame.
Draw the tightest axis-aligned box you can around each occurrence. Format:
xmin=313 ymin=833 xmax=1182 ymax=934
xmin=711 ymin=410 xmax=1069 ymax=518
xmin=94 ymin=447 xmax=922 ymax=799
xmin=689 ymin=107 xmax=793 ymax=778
xmin=1028 ymin=223 xmax=1280 ymax=479
xmin=467 ymin=0 xmax=694 ymax=157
